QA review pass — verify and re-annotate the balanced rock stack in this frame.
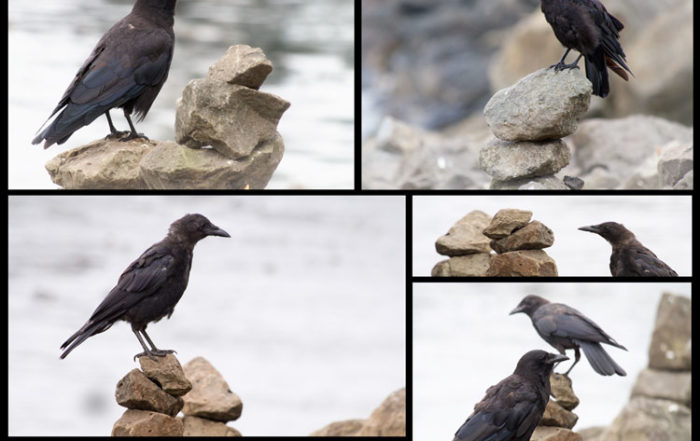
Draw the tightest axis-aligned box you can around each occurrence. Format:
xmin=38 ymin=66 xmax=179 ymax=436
xmin=581 ymin=293 xmax=690 ymax=441
xmin=479 ymin=68 xmax=591 ymax=190
xmin=431 ymin=209 xmax=557 ymax=277
xmin=112 ymin=354 xmax=243 ymax=436
xmin=531 ymin=373 xmax=582 ymax=441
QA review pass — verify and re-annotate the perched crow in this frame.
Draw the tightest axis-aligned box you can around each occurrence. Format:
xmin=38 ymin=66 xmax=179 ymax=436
xmin=32 ymin=0 xmax=177 ymax=149
xmin=60 ymin=214 xmax=229 ymax=360
xmin=579 ymin=222 xmax=678 ymax=277
xmin=454 ymin=350 xmax=568 ymax=441
xmin=510 ymin=295 xmax=627 ymax=376
xmin=541 ymin=0 xmax=632 ymax=97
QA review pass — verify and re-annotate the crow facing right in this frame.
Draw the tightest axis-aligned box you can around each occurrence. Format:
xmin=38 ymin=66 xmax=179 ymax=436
xmin=578 ymin=222 xmax=678 ymax=277
xmin=60 ymin=213 xmax=230 ymax=360
xmin=454 ymin=350 xmax=568 ymax=441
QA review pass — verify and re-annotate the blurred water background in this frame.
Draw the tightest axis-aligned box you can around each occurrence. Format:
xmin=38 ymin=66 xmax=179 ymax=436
xmin=9 ymin=0 xmax=354 ymax=189
xmin=413 ymin=195 xmax=692 ymax=276
xmin=414 ymin=283 xmax=691 ymax=441
xmin=9 ymin=196 xmax=405 ymax=435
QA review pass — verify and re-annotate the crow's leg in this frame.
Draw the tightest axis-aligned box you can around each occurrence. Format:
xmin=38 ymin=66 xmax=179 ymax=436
xmin=140 ymin=328 xmax=176 ymax=357
xmin=132 ymin=329 xmax=158 ymax=361
xmin=104 ymin=110 xmax=130 ymax=140
xmin=550 ymin=49 xmax=583 ymax=71
xmin=119 ymin=110 xmax=149 ymax=142
xmin=564 ymin=347 xmax=581 ymax=376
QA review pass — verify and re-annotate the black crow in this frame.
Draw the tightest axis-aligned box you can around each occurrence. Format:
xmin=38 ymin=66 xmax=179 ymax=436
xmin=32 ymin=0 xmax=176 ymax=148
xmin=60 ymin=213 xmax=229 ymax=360
xmin=454 ymin=350 xmax=568 ymax=441
xmin=579 ymin=222 xmax=678 ymax=277
xmin=541 ymin=0 xmax=632 ymax=97
xmin=510 ymin=295 xmax=627 ymax=376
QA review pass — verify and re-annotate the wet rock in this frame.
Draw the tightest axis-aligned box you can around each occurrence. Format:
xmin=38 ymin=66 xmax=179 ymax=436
xmin=484 ymin=68 xmax=590 ymax=142
xmin=483 ymin=209 xmax=532 ymax=239
xmin=490 ymin=221 xmax=554 ymax=253
xmin=140 ymin=135 xmax=283 ymax=190
xmin=115 ymin=369 xmax=184 ymax=416
xmin=435 ymin=210 xmax=492 ymax=256
xmin=480 ymin=139 xmax=571 ymax=181
xmin=45 ymin=138 xmax=152 ymax=189
xmin=648 ymin=293 xmax=691 ymax=371
xmin=112 ymin=409 xmax=184 ymax=436
xmin=550 ymin=373 xmax=579 ymax=411
xmin=486 ymin=250 xmax=558 ymax=276
xmin=207 ymin=45 xmax=273 ymax=89
xmin=631 ymin=368 xmax=691 ymax=407
xmin=182 ymin=357 xmax=243 ymax=422
xmin=597 ymin=397 xmax=690 ymax=441
xmin=431 ymin=254 xmax=492 ymax=277
xmin=311 ymin=420 xmax=365 ymax=436
xmin=181 ymin=415 xmax=242 ymax=437
xmin=138 ymin=353 xmax=192 ymax=397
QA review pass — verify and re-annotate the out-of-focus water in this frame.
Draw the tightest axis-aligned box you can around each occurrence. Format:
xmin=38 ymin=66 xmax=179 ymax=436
xmin=9 ymin=0 xmax=354 ymax=189
xmin=413 ymin=283 xmax=691 ymax=441
xmin=8 ymin=196 xmax=405 ymax=435
xmin=413 ymin=195 xmax=692 ymax=276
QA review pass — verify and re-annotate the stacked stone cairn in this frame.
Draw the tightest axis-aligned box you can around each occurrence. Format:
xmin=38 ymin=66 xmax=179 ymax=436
xmin=112 ymin=354 xmax=243 ymax=436
xmin=579 ymin=292 xmax=691 ymax=441
xmin=479 ymin=68 xmax=591 ymax=189
xmin=432 ymin=208 xmax=557 ymax=276
xmin=530 ymin=373 xmax=582 ymax=441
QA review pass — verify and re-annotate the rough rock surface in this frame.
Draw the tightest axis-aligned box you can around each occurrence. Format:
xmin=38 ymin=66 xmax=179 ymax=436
xmin=112 ymin=409 xmax=184 ymax=436
xmin=648 ymin=293 xmax=691 ymax=370
xmin=631 ymin=368 xmax=691 ymax=406
xmin=116 ymin=369 xmax=184 ymax=416
xmin=138 ymin=354 xmax=192 ymax=397
xmin=491 ymin=175 xmax=570 ymax=190
xmin=435 ymin=210 xmax=492 ymax=256
xmin=480 ymin=139 xmax=571 ymax=181
xmin=484 ymin=68 xmax=591 ymax=142
xmin=208 ymin=45 xmax=273 ymax=89
xmin=490 ymin=221 xmax=554 ymax=253
xmin=483 ymin=209 xmax=533 ymax=239
xmin=486 ymin=250 xmax=558 ymax=276
xmin=181 ymin=415 xmax=242 ymax=437
xmin=431 ymin=254 xmax=492 ymax=277
xmin=310 ymin=420 xmax=366 ymax=436
xmin=531 ymin=425 xmax=583 ymax=441
xmin=182 ymin=357 xmax=243 ymax=422
xmin=550 ymin=374 xmax=579 ymax=411
xmin=598 ymin=396 xmax=690 ymax=441
xmin=542 ymin=400 xmax=578 ymax=429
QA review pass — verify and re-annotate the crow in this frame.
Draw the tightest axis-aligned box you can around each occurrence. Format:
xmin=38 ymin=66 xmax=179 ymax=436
xmin=60 ymin=213 xmax=229 ymax=360
xmin=541 ymin=0 xmax=632 ymax=97
xmin=454 ymin=350 xmax=568 ymax=441
xmin=510 ymin=295 xmax=627 ymax=376
xmin=579 ymin=222 xmax=678 ymax=277
xmin=32 ymin=0 xmax=176 ymax=149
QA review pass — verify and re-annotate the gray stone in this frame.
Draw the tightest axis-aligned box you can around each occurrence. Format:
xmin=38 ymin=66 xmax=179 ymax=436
xmin=531 ymin=426 xmax=582 ymax=441
xmin=563 ymin=176 xmax=584 ymax=190
xmin=480 ymin=138 xmax=570 ymax=181
xmin=175 ymin=79 xmax=289 ymax=159
xmin=598 ymin=397 xmax=690 ymax=441
xmin=631 ymin=368 xmax=691 ymax=407
xmin=181 ymin=415 xmax=242 ymax=437
xmin=483 ymin=209 xmax=532 ymax=239
xmin=183 ymin=357 xmax=243 ymax=422
xmin=435 ymin=210 xmax=492 ymax=256
xmin=357 ymin=388 xmax=406 ymax=436
xmin=311 ymin=420 xmax=365 ymax=436
xmin=431 ymin=254 xmax=492 ymax=277
xmin=45 ymin=138 xmax=152 ymax=189
xmin=658 ymin=141 xmax=693 ymax=188
xmin=484 ymin=68 xmax=591 ymax=142
xmin=207 ymin=45 xmax=273 ymax=89
xmin=490 ymin=175 xmax=570 ymax=190
xmin=673 ymin=170 xmax=692 ymax=189
xmin=648 ymin=293 xmax=691 ymax=371
xmin=140 ymin=136 xmax=283 ymax=190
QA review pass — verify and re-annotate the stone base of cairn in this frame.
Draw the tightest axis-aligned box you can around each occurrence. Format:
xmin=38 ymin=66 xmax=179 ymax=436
xmin=532 ymin=373 xmax=582 ymax=441
xmin=432 ymin=208 xmax=557 ymax=276
xmin=112 ymin=354 xmax=242 ymax=436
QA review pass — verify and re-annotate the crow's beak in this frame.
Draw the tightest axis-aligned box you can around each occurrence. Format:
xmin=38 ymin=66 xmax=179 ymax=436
xmin=548 ymin=353 xmax=569 ymax=364
xmin=578 ymin=225 xmax=600 ymax=233
xmin=206 ymin=225 xmax=231 ymax=238
xmin=509 ymin=305 xmax=523 ymax=315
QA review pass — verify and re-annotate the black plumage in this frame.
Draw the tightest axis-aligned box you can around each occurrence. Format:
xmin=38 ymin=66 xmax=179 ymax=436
xmin=60 ymin=214 xmax=229 ymax=360
xmin=579 ymin=222 xmax=678 ymax=277
xmin=32 ymin=0 xmax=176 ymax=149
xmin=541 ymin=0 xmax=632 ymax=97
xmin=454 ymin=350 xmax=568 ymax=441
xmin=510 ymin=295 xmax=627 ymax=376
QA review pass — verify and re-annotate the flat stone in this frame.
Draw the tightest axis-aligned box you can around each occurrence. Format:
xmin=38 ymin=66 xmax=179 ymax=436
xmin=435 ymin=210 xmax=492 ymax=256
xmin=486 ymin=250 xmax=558 ymax=276
xmin=480 ymin=138 xmax=571 ymax=181
xmin=483 ymin=209 xmax=532 ymax=239
xmin=207 ymin=45 xmax=273 ymax=89
xmin=490 ymin=221 xmax=554 ymax=253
